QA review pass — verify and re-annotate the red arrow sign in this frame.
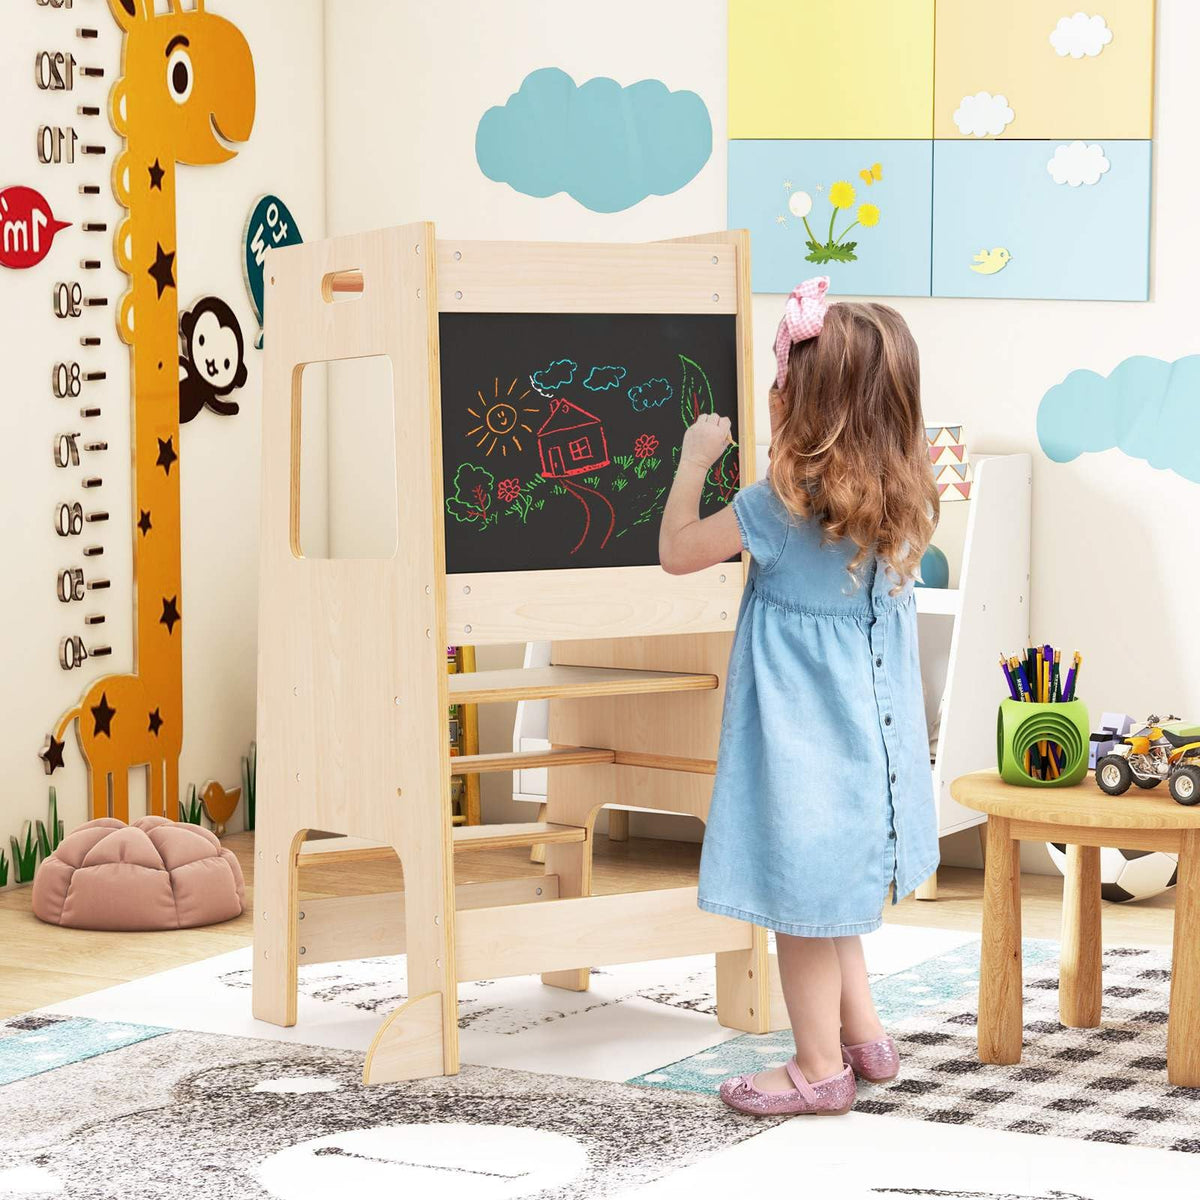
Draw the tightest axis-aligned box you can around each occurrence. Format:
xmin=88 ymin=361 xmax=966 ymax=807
xmin=0 ymin=186 xmax=71 ymax=269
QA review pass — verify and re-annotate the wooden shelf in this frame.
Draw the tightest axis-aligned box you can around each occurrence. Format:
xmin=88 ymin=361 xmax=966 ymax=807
xmin=448 ymin=665 xmax=718 ymax=705
xmin=450 ymin=746 xmax=615 ymax=774
xmin=298 ymin=821 xmax=587 ymax=866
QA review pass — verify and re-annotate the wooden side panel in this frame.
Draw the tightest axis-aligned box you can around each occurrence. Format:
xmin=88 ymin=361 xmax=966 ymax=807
xmin=252 ymin=224 xmax=459 ymax=1071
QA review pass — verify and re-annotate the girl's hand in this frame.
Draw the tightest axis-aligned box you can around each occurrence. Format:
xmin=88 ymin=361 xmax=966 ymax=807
xmin=680 ymin=413 xmax=732 ymax=470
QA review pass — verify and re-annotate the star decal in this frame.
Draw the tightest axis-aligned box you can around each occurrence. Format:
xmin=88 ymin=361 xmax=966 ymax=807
xmin=148 ymin=158 xmax=165 ymax=190
xmin=90 ymin=692 xmax=116 ymax=738
xmin=137 ymin=509 xmax=152 ymax=536
xmin=148 ymin=708 xmax=164 ymax=736
xmin=40 ymin=734 xmax=66 ymax=774
xmin=148 ymin=242 xmax=176 ymax=299
xmin=783 ymin=179 xmax=793 ymax=191
xmin=160 ymin=595 xmax=180 ymax=635
xmin=156 ymin=436 xmax=177 ymax=475
xmin=776 ymin=215 xmax=787 ymax=226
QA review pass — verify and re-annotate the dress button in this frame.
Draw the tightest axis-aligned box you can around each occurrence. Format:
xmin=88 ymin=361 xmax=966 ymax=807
xmin=888 ymin=829 xmax=897 ymax=841
xmin=884 ymin=714 xmax=893 ymax=727
xmin=875 ymin=656 xmax=883 ymax=668
xmin=890 ymin=771 xmax=897 ymax=784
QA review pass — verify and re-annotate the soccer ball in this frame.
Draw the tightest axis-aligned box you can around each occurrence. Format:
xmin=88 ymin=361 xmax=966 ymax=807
xmin=1045 ymin=842 xmax=1178 ymax=903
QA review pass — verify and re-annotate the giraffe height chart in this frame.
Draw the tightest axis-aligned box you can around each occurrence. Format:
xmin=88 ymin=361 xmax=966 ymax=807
xmin=39 ymin=0 xmax=255 ymax=821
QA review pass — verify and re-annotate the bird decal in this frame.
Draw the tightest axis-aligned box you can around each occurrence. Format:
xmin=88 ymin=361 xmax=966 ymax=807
xmin=970 ymin=247 xmax=1013 ymax=275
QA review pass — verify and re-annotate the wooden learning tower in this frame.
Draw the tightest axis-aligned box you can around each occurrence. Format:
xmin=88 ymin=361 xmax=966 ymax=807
xmin=251 ymin=223 xmax=781 ymax=1083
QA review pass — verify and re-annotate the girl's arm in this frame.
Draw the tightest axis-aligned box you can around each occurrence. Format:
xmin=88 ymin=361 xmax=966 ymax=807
xmin=659 ymin=414 xmax=744 ymax=575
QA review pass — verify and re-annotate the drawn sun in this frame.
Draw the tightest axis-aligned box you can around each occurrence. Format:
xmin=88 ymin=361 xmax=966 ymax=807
xmin=467 ymin=377 xmax=538 ymax=457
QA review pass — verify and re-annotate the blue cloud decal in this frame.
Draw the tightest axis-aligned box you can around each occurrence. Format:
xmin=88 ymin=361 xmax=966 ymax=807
xmin=530 ymin=358 xmax=577 ymax=395
xmin=583 ymin=365 xmax=627 ymax=392
xmin=628 ymin=377 xmax=673 ymax=413
xmin=1037 ymin=355 xmax=1200 ymax=484
xmin=475 ymin=67 xmax=712 ymax=213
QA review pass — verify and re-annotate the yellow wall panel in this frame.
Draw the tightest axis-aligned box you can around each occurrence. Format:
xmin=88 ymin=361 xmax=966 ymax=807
xmin=934 ymin=0 xmax=1155 ymax=139
xmin=728 ymin=0 xmax=934 ymax=139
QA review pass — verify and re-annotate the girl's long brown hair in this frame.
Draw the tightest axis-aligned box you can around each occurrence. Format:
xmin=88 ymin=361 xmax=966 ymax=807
xmin=768 ymin=302 xmax=938 ymax=589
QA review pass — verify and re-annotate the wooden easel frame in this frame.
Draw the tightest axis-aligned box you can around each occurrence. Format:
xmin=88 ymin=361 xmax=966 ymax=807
xmin=252 ymin=223 xmax=777 ymax=1083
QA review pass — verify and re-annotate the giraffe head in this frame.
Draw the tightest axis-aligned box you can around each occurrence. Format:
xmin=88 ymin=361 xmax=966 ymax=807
xmin=109 ymin=0 xmax=255 ymax=164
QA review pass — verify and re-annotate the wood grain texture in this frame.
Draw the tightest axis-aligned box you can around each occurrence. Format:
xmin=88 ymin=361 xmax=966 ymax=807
xmin=978 ymin=816 xmax=1024 ymax=1065
xmin=435 ymin=239 xmax=737 ymax=314
xmin=362 ymin=991 xmax=444 ymax=1085
xmin=298 ymin=876 xmax=560 ymax=965
xmin=1060 ymin=844 xmax=1102 ymax=1029
xmin=449 ymin=665 xmax=718 ymax=705
xmin=1168 ymin=831 xmax=1200 ymax=1087
xmin=446 ymin=564 xmax=742 ymax=644
xmin=953 ymin=770 xmax=1200 ymax=831
xmin=456 ymin=887 xmax=752 ymax=981
xmin=450 ymin=746 xmax=614 ymax=774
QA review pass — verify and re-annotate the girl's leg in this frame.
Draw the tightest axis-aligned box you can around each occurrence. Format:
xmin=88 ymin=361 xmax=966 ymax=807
xmin=834 ymin=935 xmax=885 ymax=1044
xmin=753 ymin=933 xmax=844 ymax=1091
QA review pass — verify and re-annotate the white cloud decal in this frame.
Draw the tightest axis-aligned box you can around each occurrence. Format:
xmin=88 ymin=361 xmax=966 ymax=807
xmin=953 ymin=92 xmax=1015 ymax=138
xmin=1047 ymin=141 xmax=1111 ymax=186
xmin=1050 ymin=12 xmax=1114 ymax=58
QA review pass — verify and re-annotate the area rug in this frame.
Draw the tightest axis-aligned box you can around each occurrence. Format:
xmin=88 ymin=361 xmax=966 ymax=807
xmin=636 ymin=944 xmax=1199 ymax=1156
xmin=0 ymin=1023 xmax=775 ymax=1200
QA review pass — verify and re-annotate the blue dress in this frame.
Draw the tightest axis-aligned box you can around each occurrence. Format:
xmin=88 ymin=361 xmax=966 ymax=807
xmin=697 ymin=480 xmax=938 ymax=937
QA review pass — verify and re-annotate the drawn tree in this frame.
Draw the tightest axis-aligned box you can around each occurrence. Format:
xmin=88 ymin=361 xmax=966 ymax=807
xmin=446 ymin=463 xmax=497 ymax=528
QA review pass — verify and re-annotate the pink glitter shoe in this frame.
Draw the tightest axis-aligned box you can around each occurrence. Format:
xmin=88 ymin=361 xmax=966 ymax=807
xmin=841 ymin=1034 xmax=899 ymax=1083
xmin=719 ymin=1058 xmax=856 ymax=1117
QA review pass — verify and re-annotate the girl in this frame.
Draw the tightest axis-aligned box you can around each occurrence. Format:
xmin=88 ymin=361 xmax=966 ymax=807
xmin=659 ymin=277 xmax=939 ymax=1117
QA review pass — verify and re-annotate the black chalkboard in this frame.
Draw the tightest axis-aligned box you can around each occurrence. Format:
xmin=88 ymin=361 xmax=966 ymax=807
xmin=439 ymin=312 xmax=740 ymax=574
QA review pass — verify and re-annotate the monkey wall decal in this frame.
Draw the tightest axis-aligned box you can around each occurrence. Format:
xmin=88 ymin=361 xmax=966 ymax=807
xmin=178 ymin=295 xmax=248 ymax=423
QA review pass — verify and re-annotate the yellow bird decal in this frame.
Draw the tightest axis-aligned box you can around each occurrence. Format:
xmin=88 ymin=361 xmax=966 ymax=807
xmin=970 ymin=247 xmax=1013 ymax=275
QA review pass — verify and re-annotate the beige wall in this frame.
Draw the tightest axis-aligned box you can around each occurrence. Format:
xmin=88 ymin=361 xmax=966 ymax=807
xmin=320 ymin=1 xmax=1199 ymax=868
xmin=0 ymin=1 xmax=329 ymax=849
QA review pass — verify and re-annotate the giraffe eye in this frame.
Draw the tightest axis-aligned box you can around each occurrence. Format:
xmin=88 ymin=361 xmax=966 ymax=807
xmin=167 ymin=48 xmax=193 ymax=104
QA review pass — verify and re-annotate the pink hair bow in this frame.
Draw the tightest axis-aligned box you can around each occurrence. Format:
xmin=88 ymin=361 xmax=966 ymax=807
xmin=774 ymin=276 xmax=830 ymax=388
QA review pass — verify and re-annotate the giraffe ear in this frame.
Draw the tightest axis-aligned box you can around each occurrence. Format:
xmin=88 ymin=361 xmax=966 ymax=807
xmin=108 ymin=0 xmax=152 ymax=32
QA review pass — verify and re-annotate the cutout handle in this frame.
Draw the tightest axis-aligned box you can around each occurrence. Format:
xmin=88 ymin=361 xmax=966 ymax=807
xmin=321 ymin=268 xmax=365 ymax=302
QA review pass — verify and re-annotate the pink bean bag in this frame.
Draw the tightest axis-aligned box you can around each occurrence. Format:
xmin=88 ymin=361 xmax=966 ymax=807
xmin=32 ymin=816 xmax=245 ymax=930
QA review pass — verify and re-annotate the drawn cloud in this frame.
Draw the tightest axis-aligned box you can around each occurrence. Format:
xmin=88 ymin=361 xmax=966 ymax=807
xmin=953 ymin=91 xmax=1015 ymax=138
xmin=1049 ymin=12 xmax=1114 ymax=58
xmin=530 ymin=358 xmax=577 ymax=395
xmin=583 ymin=365 xmax=627 ymax=392
xmin=628 ymin=377 xmax=673 ymax=413
xmin=1037 ymin=355 xmax=1200 ymax=484
xmin=1047 ymin=141 xmax=1111 ymax=186
xmin=475 ymin=67 xmax=712 ymax=213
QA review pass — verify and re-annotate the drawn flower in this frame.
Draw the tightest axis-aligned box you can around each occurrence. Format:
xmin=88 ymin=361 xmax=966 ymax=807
xmin=857 ymin=203 xmax=880 ymax=228
xmin=497 ymin=477 xmax=521 ymax=503
xmin=788 ymin=190 xmax=813 ymax=218
xmin=828 ymin=180 xmax=856 ymax=209
xmin=633 ymin=433 xmax=659 ymax=459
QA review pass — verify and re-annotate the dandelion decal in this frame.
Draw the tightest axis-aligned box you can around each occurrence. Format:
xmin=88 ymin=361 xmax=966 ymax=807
xmin=496 ymin=477 xmax=521 ymax=503
xmin=794 ymin=168 xmax=884 ymax=265
xmin=633 ymin=433 xmax=659 ymax=459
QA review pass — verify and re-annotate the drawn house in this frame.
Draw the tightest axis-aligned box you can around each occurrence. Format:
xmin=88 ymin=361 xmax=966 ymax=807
xmin=536 ymin=398 xmax=610 ymax=479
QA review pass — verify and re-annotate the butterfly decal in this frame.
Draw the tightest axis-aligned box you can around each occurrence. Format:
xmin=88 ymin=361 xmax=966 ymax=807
xmin=859 ymin=162 xmax=883 ymax=186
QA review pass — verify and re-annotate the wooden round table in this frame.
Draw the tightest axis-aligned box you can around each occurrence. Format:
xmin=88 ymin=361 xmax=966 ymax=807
xmin=950 ymin=769 xmax=1200 ymax=1087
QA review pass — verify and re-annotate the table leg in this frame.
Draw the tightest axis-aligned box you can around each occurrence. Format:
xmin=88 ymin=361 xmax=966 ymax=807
xmin=1168 ymin=831 xmax=1200 ymax=1087
xmin=978 ymin=815 xmax=1023 ymax=1065
xmin=1060 ymin=844 xmax=1102 ymax=1028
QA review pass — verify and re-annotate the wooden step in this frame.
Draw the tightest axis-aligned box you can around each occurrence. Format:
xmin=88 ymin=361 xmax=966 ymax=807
xmin=297 ymin=821 xmax=586 ymax=866
xmin=450 ymin=746 xmax=614 ymax=774
xmin=448 ymin=664 xmax=718 ymax=705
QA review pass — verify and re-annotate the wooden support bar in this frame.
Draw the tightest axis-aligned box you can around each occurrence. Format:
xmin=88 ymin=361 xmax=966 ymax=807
xmin=451 ymin=746 xmax=615 ymax=774
xmin=455 ymin=886 xmax=751 ymax=982
xmin=299 ymin=876 xmax=560 ymax=964
xmin=449 ymin=665 xmax=717 ymax=705
xmin=611 ymin=750 xmax=716 ymax=775
xmin=297 ymin=822 xmax=586 ymax=867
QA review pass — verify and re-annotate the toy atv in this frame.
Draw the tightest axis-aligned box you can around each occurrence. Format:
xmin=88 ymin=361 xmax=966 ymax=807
xmin=1095 ymin=715 xmax=1200 ymax=805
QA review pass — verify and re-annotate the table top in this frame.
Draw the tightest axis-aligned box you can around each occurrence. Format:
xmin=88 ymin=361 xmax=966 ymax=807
xmin=951 ymin=770 xmax=1200 ymax=832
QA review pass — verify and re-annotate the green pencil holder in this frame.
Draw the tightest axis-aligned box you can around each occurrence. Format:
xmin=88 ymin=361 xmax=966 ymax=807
xmin=996 ymin=698 xmax=1090 ymax=787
